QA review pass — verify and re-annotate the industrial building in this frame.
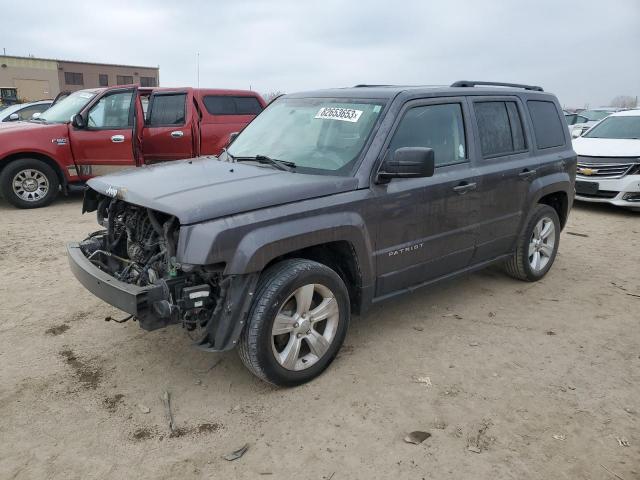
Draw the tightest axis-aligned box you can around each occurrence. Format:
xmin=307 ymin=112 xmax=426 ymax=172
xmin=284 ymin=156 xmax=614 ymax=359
xmin=0 ymin=55 xmax=159 ymax=103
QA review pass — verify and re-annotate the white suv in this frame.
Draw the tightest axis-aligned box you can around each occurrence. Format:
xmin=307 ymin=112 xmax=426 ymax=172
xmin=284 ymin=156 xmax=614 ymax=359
xmin=573 ymin=109 xmax=640 ymax=211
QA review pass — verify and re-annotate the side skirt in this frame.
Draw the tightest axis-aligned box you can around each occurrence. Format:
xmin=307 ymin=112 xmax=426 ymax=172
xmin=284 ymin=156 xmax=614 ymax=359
xmin=371 ymin=253 xmax=513 ymax=305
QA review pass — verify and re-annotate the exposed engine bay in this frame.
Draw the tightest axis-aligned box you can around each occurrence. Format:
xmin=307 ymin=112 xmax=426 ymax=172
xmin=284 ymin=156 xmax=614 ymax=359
xmin=81 ymin=198 xmax=180 ymax=286
xmin=78 ymin=196 xmax=221 ymax=338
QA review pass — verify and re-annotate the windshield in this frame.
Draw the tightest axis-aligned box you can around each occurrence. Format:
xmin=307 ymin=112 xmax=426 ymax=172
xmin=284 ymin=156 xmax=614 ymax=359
xmin=583 ymin=116 xmax=640 ymax=139
xmin=1 ymin=103 xmax=23 ymax=117
xmin=227 ymin=97 xmax=385 ymax=175
xmin=580 ymin=110 xmax=613 ymax=121
xmin=38 ymin=90 xmax=97 ymax=123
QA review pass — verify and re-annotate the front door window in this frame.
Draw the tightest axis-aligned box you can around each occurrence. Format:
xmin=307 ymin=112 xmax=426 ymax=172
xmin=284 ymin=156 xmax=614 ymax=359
xmin=389 ymin=103 xmax=467 ymax=166
xmin=87 ymin=91 xmax=133 ymax=129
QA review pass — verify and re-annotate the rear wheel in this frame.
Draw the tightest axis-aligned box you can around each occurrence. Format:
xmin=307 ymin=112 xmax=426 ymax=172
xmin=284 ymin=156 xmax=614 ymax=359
xmin=0 ymin=158 xmax=60 ymax=208
xmin=238 ymin=259 xmax=350 ymax=387
xmin=504 ymin=204 xmax=561 ymax=281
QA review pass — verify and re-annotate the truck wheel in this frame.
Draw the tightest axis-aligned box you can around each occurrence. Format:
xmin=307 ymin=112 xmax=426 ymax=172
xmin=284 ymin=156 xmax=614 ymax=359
xmin=504 ymin=204 xmax=561 ymax=281
xmin=0 ymin=158 xmax=60 ymax=209
xmin=238 ymin=259 xmax=350 ymax=387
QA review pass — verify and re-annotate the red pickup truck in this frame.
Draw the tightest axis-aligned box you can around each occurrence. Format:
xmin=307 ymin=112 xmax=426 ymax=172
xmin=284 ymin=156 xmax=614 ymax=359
xmin=0 ymin=85 xmax=265 ymax=208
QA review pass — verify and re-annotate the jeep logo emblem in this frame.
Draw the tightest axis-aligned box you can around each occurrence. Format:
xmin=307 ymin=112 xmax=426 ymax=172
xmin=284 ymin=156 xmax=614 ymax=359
xmin=105 ymin=186 xmax=119 ymax=198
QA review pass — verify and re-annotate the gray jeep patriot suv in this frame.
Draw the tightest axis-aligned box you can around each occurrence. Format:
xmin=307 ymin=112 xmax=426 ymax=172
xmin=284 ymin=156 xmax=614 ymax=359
xmin=67 ymin=81 xmax=576 ymax=386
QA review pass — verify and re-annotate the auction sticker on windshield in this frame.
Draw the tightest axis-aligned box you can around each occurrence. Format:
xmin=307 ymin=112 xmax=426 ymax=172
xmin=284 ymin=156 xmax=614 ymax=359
xmin=315 ymin=107 xmax=363 ymax=123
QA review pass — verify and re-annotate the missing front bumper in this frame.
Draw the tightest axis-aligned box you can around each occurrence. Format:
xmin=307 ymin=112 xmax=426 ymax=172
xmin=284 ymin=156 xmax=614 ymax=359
xmin=66 ymin=242 xmax=174 ymax=330
xmin=66 ymin=242 xmax=260 ymax=351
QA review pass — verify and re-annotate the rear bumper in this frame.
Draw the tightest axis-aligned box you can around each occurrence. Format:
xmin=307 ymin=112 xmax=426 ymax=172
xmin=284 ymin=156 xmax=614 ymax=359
xmin=66 ymin=242 xmax=168 ymax=318
xmin=575 ymin=174 xmax=640 ymax=209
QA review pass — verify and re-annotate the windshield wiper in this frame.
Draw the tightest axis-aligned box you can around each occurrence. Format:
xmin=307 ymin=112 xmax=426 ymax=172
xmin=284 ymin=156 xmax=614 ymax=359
xmin=233 ymin=154 xmax=296 ymax=172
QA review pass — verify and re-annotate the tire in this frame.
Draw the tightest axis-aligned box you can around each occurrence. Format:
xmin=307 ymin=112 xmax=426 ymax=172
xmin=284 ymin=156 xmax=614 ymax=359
xmin=0 ymin=158 xmax=60 ymax=209
xmin=238 ymin=259 xmax=350 ymax=387
xmin=504 ymin=204 xmax=561 ymax=281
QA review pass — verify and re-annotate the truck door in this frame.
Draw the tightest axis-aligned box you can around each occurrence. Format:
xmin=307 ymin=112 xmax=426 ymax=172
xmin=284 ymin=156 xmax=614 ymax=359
xmin=372 ymin=98 xmax=479 ymax=297
xmin=68 ymin=86 xmax=138 ymax=178
xmin=142 ymin=90 xmax=194 ymax=163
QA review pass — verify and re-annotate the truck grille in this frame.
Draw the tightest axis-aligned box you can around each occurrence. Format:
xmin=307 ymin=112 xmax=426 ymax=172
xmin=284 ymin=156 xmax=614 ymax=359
xmin=576 ymin=156 xmax=639 ymax=179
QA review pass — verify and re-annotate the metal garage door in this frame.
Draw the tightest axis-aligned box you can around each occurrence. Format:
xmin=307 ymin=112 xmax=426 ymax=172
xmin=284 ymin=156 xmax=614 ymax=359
xmin=13 ymin=79 xmax=51 ymax=101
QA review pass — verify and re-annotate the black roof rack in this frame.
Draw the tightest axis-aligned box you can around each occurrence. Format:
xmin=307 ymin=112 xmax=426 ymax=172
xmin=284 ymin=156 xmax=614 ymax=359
xmin=451 ymin=80 xmax=543 ymax=92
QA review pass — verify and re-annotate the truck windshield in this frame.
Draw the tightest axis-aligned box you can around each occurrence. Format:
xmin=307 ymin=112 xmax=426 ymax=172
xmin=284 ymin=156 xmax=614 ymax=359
xmin=583 ymin=116 xmax=640 ymax=140
xmin=38 ymin=90 xmax=96 ymax=123
xmin=228 ymin=97 xmax=385 ymax=175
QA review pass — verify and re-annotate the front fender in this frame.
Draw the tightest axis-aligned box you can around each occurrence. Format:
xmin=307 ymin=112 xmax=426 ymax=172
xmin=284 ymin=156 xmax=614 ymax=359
xmin=178 ymin=211 xmax=375 ymax=286
xmin=229 ymin=212 xmax=374 ymax=278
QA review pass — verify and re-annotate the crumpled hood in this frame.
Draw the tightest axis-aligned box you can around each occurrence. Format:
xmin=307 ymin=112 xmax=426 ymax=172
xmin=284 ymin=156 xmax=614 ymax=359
xmin=87 ymin=157 xmax=359 ymax=224
xmin=573 ymin=137 xmax=640 ymax=158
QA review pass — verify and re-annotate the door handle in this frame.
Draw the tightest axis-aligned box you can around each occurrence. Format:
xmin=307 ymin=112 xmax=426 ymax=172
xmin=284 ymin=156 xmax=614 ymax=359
xmin=518 ymin=169 xmax=537 ymax=180
xmin=453 ymin=182 xmax=477 ymax=194
xmin=170 ymin=130 xmax=184 ymax=138
xmin=111 ymin=135 xmax=125 ymax=143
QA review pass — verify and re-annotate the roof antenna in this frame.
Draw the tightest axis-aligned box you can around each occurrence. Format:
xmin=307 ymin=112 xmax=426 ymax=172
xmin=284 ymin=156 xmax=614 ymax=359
xmin=196 ymin=52 xmax=200 ymax=88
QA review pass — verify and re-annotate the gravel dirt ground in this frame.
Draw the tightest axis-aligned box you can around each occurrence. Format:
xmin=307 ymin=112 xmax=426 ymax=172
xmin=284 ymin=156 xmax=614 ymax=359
xmin=1 ymin=195 xmax=638 ymax=480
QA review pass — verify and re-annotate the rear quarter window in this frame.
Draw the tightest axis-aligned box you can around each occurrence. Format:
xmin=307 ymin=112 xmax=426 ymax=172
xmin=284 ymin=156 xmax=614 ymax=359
xmin=474 ymin=101 xmax=526 ymax=157
xmin=203 ymin=96 xmax=263 ymax=115
xmin=527 ymin=100 xmax=565 ymax=149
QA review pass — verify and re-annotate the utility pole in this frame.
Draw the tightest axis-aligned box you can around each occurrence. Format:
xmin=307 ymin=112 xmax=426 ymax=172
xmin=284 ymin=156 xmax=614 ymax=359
xmin=196 ymin=53 xmax=200 ymax=88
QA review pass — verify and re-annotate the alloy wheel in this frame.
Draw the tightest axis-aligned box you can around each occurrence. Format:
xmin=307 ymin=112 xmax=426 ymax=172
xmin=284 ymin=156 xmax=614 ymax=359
xmin=528 ymin=217 xmax=556 ymax=272
xmin=271 ymin=283 xmax=340 ymax=371
xmin=12 ymin=169 xmax=49 ymax=202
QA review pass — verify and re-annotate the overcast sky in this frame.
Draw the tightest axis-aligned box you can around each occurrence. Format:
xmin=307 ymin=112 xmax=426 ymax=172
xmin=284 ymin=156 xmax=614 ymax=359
xmin=1 ymin=0 xmax=638 ymax=107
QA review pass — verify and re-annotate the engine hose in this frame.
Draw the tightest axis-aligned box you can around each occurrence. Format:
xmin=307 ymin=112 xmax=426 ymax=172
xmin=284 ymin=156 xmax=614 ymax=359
xmin=163 ymin=216 xmax=177 ymax=259
xmin=147 ymin=209 xmax=164 ymax=236
xmin=97 ymin=198 xmax=109 ymax=226
xmin=106 ymin=199 xmax=118 ymax=248
xmin=143 ymin=249 xmax=167 ymax=271
xmin=136 ymin=248 xmax=166 ymax=286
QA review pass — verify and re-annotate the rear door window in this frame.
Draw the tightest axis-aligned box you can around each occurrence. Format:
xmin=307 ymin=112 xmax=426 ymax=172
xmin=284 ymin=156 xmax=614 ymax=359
xmin=527 ymin=100 xmax=565 ymax=149
xmin=148 ymin=93 xmax=186 ymax=126
xmin=203 ymin=95 xmax=263 ymax=115
xmin=474 ymin=101 xmax=527 ymax=157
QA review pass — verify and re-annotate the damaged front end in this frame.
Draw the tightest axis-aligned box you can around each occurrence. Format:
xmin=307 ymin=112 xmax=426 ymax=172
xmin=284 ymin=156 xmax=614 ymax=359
xmin=66 ymin=190 xmax=257 ymax=352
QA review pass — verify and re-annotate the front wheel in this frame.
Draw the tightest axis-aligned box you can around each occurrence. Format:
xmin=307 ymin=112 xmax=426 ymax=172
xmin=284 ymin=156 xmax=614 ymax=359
xmin=0 ymin=158 xmax=60 ymax=208
xmin=238 ymin=259 xmax=350 ymax=387
xmin=504 ymin=204 xmax=561 ymax=281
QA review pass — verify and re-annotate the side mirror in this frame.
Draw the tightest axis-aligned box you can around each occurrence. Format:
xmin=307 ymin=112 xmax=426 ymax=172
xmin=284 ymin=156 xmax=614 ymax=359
xmin=377 ymin=147 xmax=435 ymax=181
xmin=31 ymin=112 xmax=41 ymax=119
xmin=571 ymin=128 xmax=582 ymax=139
xmin=71 ymin=113 xmax=86 ymax=129
xmin=8 ymin=113 xmax=19 ymax=121
xmin=227 ymin=131 xmax=240 ymax=146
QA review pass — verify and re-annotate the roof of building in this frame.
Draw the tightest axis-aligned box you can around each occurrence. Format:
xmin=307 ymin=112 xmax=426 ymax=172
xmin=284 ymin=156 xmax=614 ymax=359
xmin=0 ymin=54 xmax=158 ymax=70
